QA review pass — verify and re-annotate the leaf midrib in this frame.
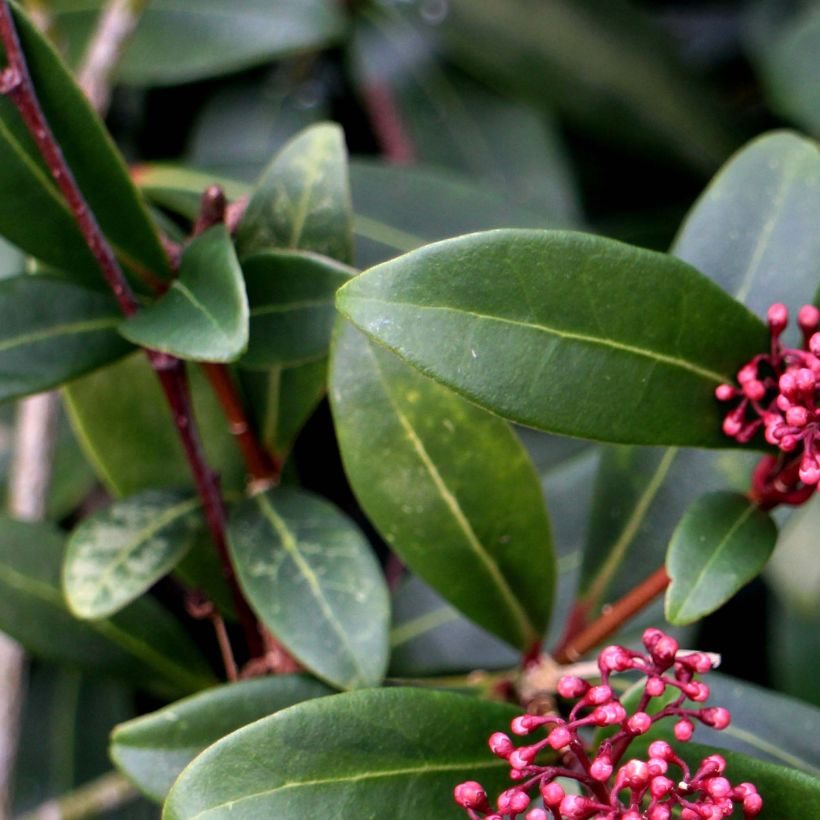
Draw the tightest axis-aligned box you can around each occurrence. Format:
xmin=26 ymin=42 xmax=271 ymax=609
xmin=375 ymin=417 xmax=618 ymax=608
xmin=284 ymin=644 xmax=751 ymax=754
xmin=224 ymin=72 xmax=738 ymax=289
xmin=0 ymin=316 xmax=120 ymax=354
xmin=345 ymin=296 xmax=730 ymax=383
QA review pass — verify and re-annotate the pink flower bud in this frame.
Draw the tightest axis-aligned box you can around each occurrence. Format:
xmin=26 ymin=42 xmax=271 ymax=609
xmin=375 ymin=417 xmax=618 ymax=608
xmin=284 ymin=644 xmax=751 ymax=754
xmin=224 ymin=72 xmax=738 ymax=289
xmin=559 ymin=795 xmax=592 ymax=818
xmin=648 ymin=806 xmax=671 ymax=820
xmin=454 ymin=781 xmax=488 ymax=809
xmin=780 ymin=433 xmax=799 ymax=452
xmin=509 ymin=748 xmax=535 ymax=769
xmin=627 ymin=711 xmax=652 ymax=734
xmin=698 ymin=805 xmax=723 ymax=820
xmin=768 ymin=303 xmax=788 ymax=333
xmin=642 ymin=627 xmax=664 ymax=650
xmin=686 ymin=681 xmax=710 ymax=702
xmin=510 ymin=768 xmax=524 ymax=780
xmin=680 ymin=809 xmax=700 ymax=820
xmin=743 ymin=793 xmax=763 ymax=816
xmin=811 ymin=332 xmax=820 ymax=356
xmin=723 ymin=413 xmax=744 ymax=437
xmin=649 ymin=740 xmax=673 ymax=760
xmin=586 ymin=684 xmax=613 ymax=705
xmin=798 ymin=305 xmax=820 ymax=334
xmin=622 ymin=812 xmax=642 ymax=820
xmin=540 ymin=781 xmax=565 ymax=807
xmin=557 ymin=675 xmax=589 ymax=699
xmin=715 ymin=384 xmax=736 ymax=401
xmin=647 ymin=757 xmax=668 ymax=777
xmin=733 ymin=783 xmax=758 ymax=799
xmin=652 ymin=635 xmax=679 ymax=665
xmin=547 ymin=726 xmax=571 ymax=750
xmin=511 ymin=715 xmax=535 ymax=736
xmin=800 ymin=459 xmax=820 ymax=485
xmin=743 ymin=379 xmax=766 ymax=401
xmin=779 ymin=372 xmax=797 ymax=396
xmin=674 ymin=718 xmax=694 ymax=741
xmin=497 ymin=788 xmax=530 ymax=814
xmin=786 ymin=405 xmax=809 ymax=427
xmin=702 ymin=754 xmax=726 ymax=774
xmin=592 ymin=701 xmax=626 ymax=726
xmin=590 ymin=755 xmax=613 ymax=781
xmin=621 ymin=759 xmax=650 ymax=788
xmin=646 ymin=676 xmax=666 ymax=697
xmin=650 ymin=775 xmax=674 ymax=798
xmin=598 ymin=645 xmax=632 ymax=672
xmin=488 ymin=732 xmax=514 ymax=758
xmin=700 ymin=707 xmax=731 ymax=730
xmin=526 ymin=810 xmax=549 ymax=820
xmin=795 ymin=367 xmax=816 ymax=392
xmin=706 ymin=776 xmax=731 ymax=799
xmin=738 ymin=363 xmax=758 ymax=384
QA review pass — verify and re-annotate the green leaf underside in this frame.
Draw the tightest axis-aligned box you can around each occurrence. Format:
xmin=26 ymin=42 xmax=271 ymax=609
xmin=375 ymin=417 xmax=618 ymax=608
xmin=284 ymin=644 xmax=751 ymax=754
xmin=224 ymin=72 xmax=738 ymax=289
xmin=0 ymin=4 xmax=169 ymax=285
xmin=0 ymin=275 xmax=131 ymax=402
xmin=666 ymin=492 xmax=778 ymax=625
xmin=237 ymin=123 xmax=353 ymax=263
xmin=0 ymin=516 xmax=214 ymax=699
xmin=673 ymin=131 xmax=820 ymax=316
xmin=111 ymin=675 xmax=333 ymax=803
xmin=163 ymin=689 xmax=518 ymax=820
xmin=227 ymin=487 xmax=389 ymax=690
xmin=241 ymin=249 xmax=354 ymax=368
xmin=50 ymin=0 xmax=347 ymax=86
xmin=331 ymin=320 xmax=554 ymax=648
xmin=121 ymin=226 xmax=248 ymax=362
xmin=337 ymin=230 xmax=768 ymax=447
xmin=64 ymin=352 xmax=245 ymax=497
xmin=63 ymin=490 xmax=202 ymax=619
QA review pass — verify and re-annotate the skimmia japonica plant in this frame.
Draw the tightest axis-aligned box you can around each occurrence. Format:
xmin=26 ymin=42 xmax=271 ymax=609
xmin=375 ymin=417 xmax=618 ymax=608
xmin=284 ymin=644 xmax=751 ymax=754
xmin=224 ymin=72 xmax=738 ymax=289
xmin=0 ymin=1 xmax=817 ymax=818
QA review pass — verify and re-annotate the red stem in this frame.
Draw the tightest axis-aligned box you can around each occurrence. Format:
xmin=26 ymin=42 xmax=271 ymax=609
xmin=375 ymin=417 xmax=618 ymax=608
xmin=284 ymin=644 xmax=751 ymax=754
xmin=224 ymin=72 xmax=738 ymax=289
xmin=0 ymin=1 xmax=264 ymax=662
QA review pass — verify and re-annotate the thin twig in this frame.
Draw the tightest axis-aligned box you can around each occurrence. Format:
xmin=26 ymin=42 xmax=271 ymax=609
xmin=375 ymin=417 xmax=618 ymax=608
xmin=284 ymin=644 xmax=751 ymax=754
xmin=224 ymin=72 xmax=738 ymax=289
xmin=362 ymin=83 xmax=415 ymax=164
xmin=16 ymin=771 xmax=137 ymax=820
xmin=553 ymin=566 xmax=670 ymax=663
xmin=0 ymin=0 xmax=261 ymax=661
xmin=76 ymin=0 xmax=149 ymax=116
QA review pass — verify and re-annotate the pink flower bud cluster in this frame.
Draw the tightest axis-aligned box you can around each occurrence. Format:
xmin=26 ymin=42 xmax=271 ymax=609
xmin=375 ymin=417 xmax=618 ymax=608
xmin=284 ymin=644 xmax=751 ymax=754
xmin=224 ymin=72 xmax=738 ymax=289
xmin=454 ymin=629 xmax=761 ymax=820
xmin=716 ymin=303 xmax=820 ymax=501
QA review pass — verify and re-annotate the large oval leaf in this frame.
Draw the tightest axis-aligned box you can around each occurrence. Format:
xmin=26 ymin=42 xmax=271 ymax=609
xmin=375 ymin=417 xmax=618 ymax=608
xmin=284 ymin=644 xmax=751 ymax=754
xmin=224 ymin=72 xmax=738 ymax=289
xmin=0 ymin=516 xmax=214 ymax=699
xmin=666 ymin=492 xmax=778 ymax=625
xmin=240 ymin=249 xmax=353 ymax=368
xmin=63 ymin=490 xmax=202 ymax=619
xmin=64 ymin=353 xmax=245 ymax=496
xmin=51 ymin=0 xmax=347 ymax=86
xmin=0 ymin=275 xmax=131 ymax=402
xmin=163 ymin=688 xmax=518 ymax=819
xmin=227 ymin=487 xmax=389 ymax=690
xmin=337 ymin=230 xmax=768 ymax=447
xmin=0 ymin=4 xmax=169 ymax=285
xmin=237 ymin=123 xmax=353 ymax=263
xmin=331 ymin=319 xmax=554 ymax=649
xmin=121 ymin=226 xmax=248 ymax=362
xmin=111 ymin=675 xmax=333 ymax=803
xmin=673 ymin=131 xmax=820 ymax=316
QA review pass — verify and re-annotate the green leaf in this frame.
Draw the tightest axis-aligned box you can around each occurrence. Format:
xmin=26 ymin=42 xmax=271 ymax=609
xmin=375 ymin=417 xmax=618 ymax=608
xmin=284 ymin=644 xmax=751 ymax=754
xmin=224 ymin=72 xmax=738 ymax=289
xmin=111 ymin=675 xmax=333 ymax=803
xmin=350 ymin=9 xmax=581 ymax=224
xmin=337 ymin=230 xmax=768 ymax=447
xmin=350 ymin=160 xmax=554 ymax=268
xmin=0 ymin=3 xmax=169 ymax=286
xmin=237 ymin=124 xmax=353 ymax=263
xmin=666 ymin=492 xmax=778 ymax=625
xmin=50 ymin=0 xmax=347 ymax=86
xmin=579 ymin=447 xmax=757 ymax=615
xmin=330 ymin=320 xmax=554 ymax=649
xmin=389 ymin=0 xmax=736 ymax=172
xmin=227 ymin=487 xmax=389 ymax=689
xmin=173 ymin=531 xmax=237 ymax=622
xmin=0 ymin=275 xmax=131 ymax=402
xmin=0 ymin=516 xmax=215 ymax=699
xmin=769 ymin=598 xmax=820 ymax=709
xmin=163 ymin=688 xmax=518 ymax=820
xmin=238 ymin=358 xmax=328 ymax=457
xmin=673 ymin=131 xmax=820 ymax=316
xmin=63 ymin=490 xmax=202 ymax=620
xmin=64 ymin=352 xmax=245 ymax=497
xmin=120 ymin=226 xmax=248 ymax=362
xmin=240 ymin=249 xmax=353 ymax=368
xmin=136 ymin=164 xmax=251 ymax=217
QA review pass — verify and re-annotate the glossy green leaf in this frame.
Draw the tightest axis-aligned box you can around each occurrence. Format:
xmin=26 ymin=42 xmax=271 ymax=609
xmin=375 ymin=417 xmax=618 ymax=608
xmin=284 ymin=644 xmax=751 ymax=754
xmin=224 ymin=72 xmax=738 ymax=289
xmin=666 ymin=492 xmax=778 ymax=625
xmin=0 ymin=4 xmax=169 ymax=285
xmin=337 ymin=230 xmax=768 ymax=447
xmin=240 ymin=249 xmax=353 ymax=368
xmin=351 ymin=10 xmax=581 ymax=225
xmin=64 ymin=352 xmax=245 ymax=497
xmin=121 ymin=226 xmax=248 ymax=362
xmin=227 ymin=487 xmax=389 ymax=689
xmin=389 ymin=576 xmax=519 ymax=678
xmin=389 ymin=0 xmax=736 ymax=172
xmin=174 ymin=531 xmax=237 ymax=622
xmin=64 ymin=490 xmax=202 ymax=619
xmin=0 ymin=516 xmax=214 ymax=699
xmin=0 ymin=275 xmax=131 ymax=402
xmin=769 ymin=598 xmax=820 ymax=709
xmin=579 ymin=447 xmax=757 ymax=614
xmin=238 ymin=358 xmax=328 ymax=457
xmin=50 ymin=0 xmax=347 ymax=86
xmin=673 ymin=131 xmax=820 ymax=317
xmin=111 ymin=675 xmax=333 ymax=803
xmin=163 ymin=688 xmax=518 ymax=819
xmin=350 ymin=160 xmax=554 ymax=268
xmin=331 ymin=320 xmax=554 ymax=649
xmin=237 ymin=124 xmax=353 ymax=263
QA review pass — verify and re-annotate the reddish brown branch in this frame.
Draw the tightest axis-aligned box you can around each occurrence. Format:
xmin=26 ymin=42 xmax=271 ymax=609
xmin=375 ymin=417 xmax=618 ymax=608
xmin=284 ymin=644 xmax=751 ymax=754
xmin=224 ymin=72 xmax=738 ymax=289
xmin=0 ymin=1 xmax=263 ymax=665
xmin=362 ymin=83 xmax=415 ymax=165
xmin=553 ymin=567 xmax=670 ymax=664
